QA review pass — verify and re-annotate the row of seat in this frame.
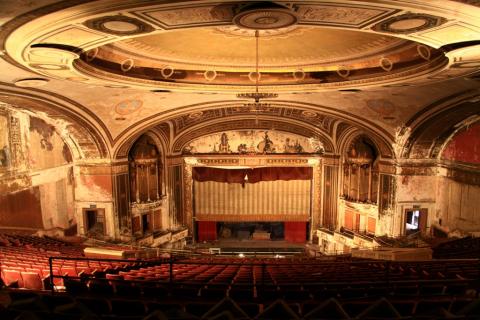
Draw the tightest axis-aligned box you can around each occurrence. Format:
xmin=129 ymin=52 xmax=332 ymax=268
xmin=3 ymin=289 xmax=480 ymax=319
xmin=434 ymin=236 xmax=480 ymax=259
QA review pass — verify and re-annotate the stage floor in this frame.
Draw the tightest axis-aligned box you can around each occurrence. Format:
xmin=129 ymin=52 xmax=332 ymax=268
xmin=193 ymin=239 xmax=305 ymax=253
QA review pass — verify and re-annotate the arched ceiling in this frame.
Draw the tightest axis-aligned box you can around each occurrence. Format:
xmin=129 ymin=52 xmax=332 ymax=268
xmin=0 ymin=0 xmax=479 ymax=161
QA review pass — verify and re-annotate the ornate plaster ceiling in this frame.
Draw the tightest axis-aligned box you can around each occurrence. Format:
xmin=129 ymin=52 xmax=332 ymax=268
xmin=0 ymin=0 xmax=479 ymax=159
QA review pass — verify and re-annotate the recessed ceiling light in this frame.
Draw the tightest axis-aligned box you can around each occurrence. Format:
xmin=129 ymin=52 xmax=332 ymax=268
xmin=151 ymin=89 xmax=171 ymax=93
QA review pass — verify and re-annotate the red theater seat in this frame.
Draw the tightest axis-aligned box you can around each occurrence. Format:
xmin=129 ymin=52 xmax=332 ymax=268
xmin=21 ymin=271 xmax=44 ymax=290
xmin=2 ymin=269 xmax=23 ymax=287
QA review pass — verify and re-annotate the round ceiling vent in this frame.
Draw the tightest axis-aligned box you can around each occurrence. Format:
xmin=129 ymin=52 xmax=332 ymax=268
xmin=233 ymin=2 xmax=298 ymax=30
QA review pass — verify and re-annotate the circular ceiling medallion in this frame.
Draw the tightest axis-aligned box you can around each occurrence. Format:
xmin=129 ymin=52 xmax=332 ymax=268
xmin=293 ymin=69 xmax=306 ymax=81
xmin=373 ymin=13 xmax=446 ymax=34
xmin=204 ymin=70 xmax=217 ymax=81
xmin=233 ymin=4 xmax=298 ymax=30
xmin=417 ymin=45 xmax=431 ymax=60
xmin=301 ymin=110 xmax=317 ymax=118
xmin=188 ymin=111 xmax=204 ymax=119
xmin=85 ymin=15 xmax=154 ymax=36
xmin=389 ymin=19 xmax=427 ymax=31
xmin=14 ymin=78 xmax=49 ymax=87
xmin=115 ymin=99 xmax=142 ymax=115
xmin=120 ymin=59 xmax=134 ymax=72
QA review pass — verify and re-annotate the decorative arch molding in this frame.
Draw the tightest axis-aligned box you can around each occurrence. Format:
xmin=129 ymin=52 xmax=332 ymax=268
xmin=336 ymin=125 xmax=394 ymax=160
xmin=170 ymin=117 xmax=335 ymax=155
xmin=114 ymin=128 xmax=168 ymax=161
xmin=400 ymin=91 xmax=480 ymax=159
xmin=111 ymin=100 xmax=395 ymax=155
xmin=0 ymin=84 xmax=110 ymax=159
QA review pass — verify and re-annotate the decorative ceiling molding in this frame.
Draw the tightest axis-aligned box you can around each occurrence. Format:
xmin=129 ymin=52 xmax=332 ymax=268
xmin=2 ymin=1 xmax=479 ymax=91
xmin=84 ymin=15 xmax=155 ymax=36
xmin=372 ymin=13 xmax=446 ymax=35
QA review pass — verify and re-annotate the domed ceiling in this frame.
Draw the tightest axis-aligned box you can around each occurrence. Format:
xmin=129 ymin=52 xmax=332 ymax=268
xmin=78 ymin=26 xmax=445 ymax=89
xmin=0 ymin=0 xmax=479 ymax=157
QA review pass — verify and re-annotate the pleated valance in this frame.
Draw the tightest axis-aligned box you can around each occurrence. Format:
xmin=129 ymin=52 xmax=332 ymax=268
xmin=192 ymin=166 xmax=312 ymax=184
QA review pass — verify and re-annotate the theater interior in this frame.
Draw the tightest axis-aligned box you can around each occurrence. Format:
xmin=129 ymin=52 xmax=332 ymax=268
xmin=0 ymin=1 xmax=479 ymax=319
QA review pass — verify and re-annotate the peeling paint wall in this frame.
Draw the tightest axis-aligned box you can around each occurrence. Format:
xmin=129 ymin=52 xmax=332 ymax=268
xmin=0 ymin=106 xmax=75 ymax=231
xmin=28 ymin=117 xmax=72 ymax=170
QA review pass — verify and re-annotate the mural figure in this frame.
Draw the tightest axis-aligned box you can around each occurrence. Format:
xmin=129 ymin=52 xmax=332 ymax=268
xmin=182 ymin=144 xmax=196 ymax=154
xmin=218 ymin=133 xmax=231 ymax=153
xmin=257 ymin=131 xmax=275 ymax=153
xmin=237 ymin=143 xmax=248 ymax=154
xmin=284 ymin=138 xmax=304 ymax=153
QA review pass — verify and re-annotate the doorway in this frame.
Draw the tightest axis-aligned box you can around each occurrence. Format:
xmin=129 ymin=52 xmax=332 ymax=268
xmin=83 ymin=208 xmax=105 ymax=236
xmin=405 ymin=209 xmax=428 ymax=235
xmin=142 ymin=213 xmax=152 ymax=234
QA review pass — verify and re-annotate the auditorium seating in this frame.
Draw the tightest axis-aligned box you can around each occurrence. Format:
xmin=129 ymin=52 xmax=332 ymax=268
xmin=433 ymin=236 xmax=480 ymax=259
xmin=2 ymin=233 xmax=480 ymax=318
xmin=0 ymin=232 xmax=151 ymax=290
xmin=3 ymin=289 xmax=480 ymax=319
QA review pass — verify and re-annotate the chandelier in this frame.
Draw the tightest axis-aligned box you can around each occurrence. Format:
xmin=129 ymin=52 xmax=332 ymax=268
xmin=236 ymin=30 xmax=278 ymax=111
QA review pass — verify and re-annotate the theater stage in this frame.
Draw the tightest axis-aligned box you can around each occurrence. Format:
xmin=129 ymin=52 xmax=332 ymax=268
xmin=192 ymin=239 xmax=306 ymax=256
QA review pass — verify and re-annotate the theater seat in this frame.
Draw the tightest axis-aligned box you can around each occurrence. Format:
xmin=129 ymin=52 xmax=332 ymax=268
xmin=21 ymin=272 xmax=44 ymax=290
xmin=2 ymin=269 xmax=23 ymax=287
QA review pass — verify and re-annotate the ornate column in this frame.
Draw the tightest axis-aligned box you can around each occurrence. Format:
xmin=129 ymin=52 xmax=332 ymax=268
xmin=135 ymin=164 xmax=140 ymax=203
xmin=368 ymin=165 xmax=372 ymax=202
xmin=348 ymin=164 xmax=352 ymax=199
xmin=146 ymin=164 xmax=150 ymax=202
xmin=183 ymin=160 xmax=194 ymax=233
xmin=310 ymin=158 xmax=322 ymax=239
xmin=155 ymin=160 xmax=159 ymax=200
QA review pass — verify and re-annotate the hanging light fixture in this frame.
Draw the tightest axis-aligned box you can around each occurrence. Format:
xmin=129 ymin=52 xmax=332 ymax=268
xmin=236 ymin=30 xmax=278 ymax=112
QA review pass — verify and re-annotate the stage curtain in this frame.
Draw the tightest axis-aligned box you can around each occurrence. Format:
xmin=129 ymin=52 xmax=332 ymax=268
xmin=193 ymin=167 xmax=312 ymax=184
xmin=197 ymin=221 xmax=217 ymax=242
xmin=284 ymin=221 xmax=307 ymax=243
xmin=194 ymin=179 xmax=310 ymax=221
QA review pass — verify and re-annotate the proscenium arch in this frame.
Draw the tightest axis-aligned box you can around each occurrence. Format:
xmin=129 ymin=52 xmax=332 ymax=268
xmin=110 ymin=100 xmax=396 ymax=156
xmin=0 ymin=84 xmax=110 ymax=159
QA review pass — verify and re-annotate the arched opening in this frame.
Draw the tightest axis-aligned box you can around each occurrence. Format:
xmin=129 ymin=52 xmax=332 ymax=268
xmin=342 ymin=136 xmax=379 ymax=204
xmin=128 ymin=135 xmax=163 ymax=236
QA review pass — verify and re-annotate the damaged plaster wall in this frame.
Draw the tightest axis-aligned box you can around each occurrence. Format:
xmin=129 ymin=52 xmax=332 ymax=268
xmin=435 ymin=122 xmax=480 ymax=232
xmin=0 ymin=105 xmax=75 ymax=230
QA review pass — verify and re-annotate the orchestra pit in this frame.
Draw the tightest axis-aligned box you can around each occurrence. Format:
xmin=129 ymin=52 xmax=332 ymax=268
xmin=0 ymin=1 xmax=479 ymax=319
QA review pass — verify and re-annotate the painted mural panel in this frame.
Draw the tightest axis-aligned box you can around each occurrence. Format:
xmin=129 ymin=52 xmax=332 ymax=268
xmin=28 ymin=117 xmax=72 ymax=170
xmin=0 ymin=112 xmax=9 ymax=168
xmin=183 ymin=130 xmax=325 ymax=154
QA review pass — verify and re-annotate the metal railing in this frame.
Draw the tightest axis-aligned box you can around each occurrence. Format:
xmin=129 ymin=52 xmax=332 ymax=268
xmin=47 ymin=255 xmax=480 ymax=295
